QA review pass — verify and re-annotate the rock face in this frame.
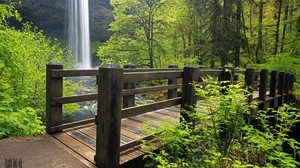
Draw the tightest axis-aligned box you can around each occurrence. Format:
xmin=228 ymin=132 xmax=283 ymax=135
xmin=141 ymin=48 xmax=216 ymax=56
xmin=14 ymin=0 xmax=113 ymax=42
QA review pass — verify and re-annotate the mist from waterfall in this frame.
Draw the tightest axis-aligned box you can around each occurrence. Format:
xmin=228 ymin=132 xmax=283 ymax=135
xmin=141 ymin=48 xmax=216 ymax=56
xmin=68 ymin=0 xmax=91 ymax=69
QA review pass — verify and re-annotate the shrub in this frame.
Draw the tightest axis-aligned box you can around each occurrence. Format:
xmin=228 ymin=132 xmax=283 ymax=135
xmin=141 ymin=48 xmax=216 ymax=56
xmin=143 ymin=77 xmax=300 ymax=167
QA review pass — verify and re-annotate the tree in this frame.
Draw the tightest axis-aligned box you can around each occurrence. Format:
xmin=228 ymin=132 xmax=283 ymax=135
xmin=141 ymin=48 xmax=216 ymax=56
xmin=98 ymin=0 xmax=168 ymax=68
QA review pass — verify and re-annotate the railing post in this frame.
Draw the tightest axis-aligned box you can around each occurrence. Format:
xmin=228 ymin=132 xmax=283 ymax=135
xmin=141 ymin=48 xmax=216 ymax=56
xmin=278 ymin=72 xmax=285 ymax=106
xmin=198 ymin=65 xmax=205 ymax=83
xmin=233 ymin=68 xmax=239 ymax=82
xmin=46 ymin=63 xmax=63 ymax=134
xmin=219 ymin=65 xmax=232 ymax=95
xmin=95 ymin=64 xmax=123 ymax=168
xmin=270 ymin=70 xmax=279 ymax=108
xmin=258 ymin=69 xmax=268 ymax=110
xmin=219 ymin=65 xmax=232 ymax=82
xmin=180 ymin=65 xmax=199 ymax=126
xmin=245 ymin=68 xmax=255 ymax=103
xmin=123 ymin=64 xmax=136 ymax=108
xmin=284 ymin=73 xmax=291 ymax=103
xmin=168 ymin=64 xmax=179 ymax=99
xmin=289 ymin=75 xmax=295 ymax=92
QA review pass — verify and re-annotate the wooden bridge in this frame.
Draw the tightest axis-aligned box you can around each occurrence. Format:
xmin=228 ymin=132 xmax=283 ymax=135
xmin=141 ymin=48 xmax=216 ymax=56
xmin=46 ymin=64 xmax=294 ymax=168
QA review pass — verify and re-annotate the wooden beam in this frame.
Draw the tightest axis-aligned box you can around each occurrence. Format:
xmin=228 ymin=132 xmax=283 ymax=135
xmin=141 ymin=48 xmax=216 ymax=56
xmin=245 ymin=68 xmax=255 ymax=102
xmin=123 ymin=64 xmax=136 ymax=108
xmin=95 ymin=65 xmax=123 ymax=168
xmin=46 ymin=63 xmax=63 ymax=133
xmin=168 ymin=65 xmax=179 ymax=99
xmin=181 ymin=65 xmax=199 ymax=126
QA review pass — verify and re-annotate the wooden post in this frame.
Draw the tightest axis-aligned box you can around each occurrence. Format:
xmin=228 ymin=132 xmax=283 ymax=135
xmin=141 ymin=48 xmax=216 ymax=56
xmin=289 ymin=74 xmax=295 ymax=103
xmin=277 ymin=72 xmax=285 ymax=106
xmin=95 ymin=65 xmax=123 ymax=168
xmin=123 ymin=64 xmax=136 ymax=108
xmin=270 ymin=71 xmax=278 ymax=97
xmin=245 ymin=68 xmax=255 ymax=102
xmin=233 ymin=68 xmax=239 ymax=82
xmin=289 ymin=75 xmax=295 ymax=92
xmin=284 ymin=73 xmax=290 ymax=103
xmin=168 ymin=64 xmax=178 ymax=99
xmin=46 ymin=63 xmax=63 ymax=134
xmin=180 ymin=65 xmax=199 ymax=126
xmin=198 ymin=65 xmax=205 ymax=83
xmin=219 ymin=65 xmax=232 ymax=95
xmin=220 ymin=65 xmax=232 ymax=82
xmin=258 ymin=69 xmax=268 ymax=110
xmin=278 ymin=72 xmax=285 ymax=94
xmin=270 ymin=71 xmax=278 ymax=108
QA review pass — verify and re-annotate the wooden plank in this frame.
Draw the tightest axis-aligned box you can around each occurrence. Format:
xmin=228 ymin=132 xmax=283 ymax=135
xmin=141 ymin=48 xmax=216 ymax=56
xmin=120 ymin=135 xmax=155 ymax=151
xmin=121 ymin=98 xmax=181 ymax=119
xmin=48 ymin=134 xmax=96 ymax=168
xmin=120 ymin=135 xmax=134 ymax=144
xmin=51 ymin=94 xmax=97 ymax=105
xmin=121 ymin=127 xmax=145 ymax=140
xmin=52 ymin=133 xmax=95 ymax=163
xmin=121 ymin=119 xmax=149 ymax=136
xmin=51 ymin=69 xmax=98 ymax=78
xmin=199 ymin=69 xmax=222 ymax=77
xmin=124 ymin=68 xmax=181 ymax=72
xmin=143 ymin=111 xmax=178 ymax=122
xmin=78 ymin=127 xmax=96 ymax=139
xmin=67 ymin=130 xmax=96 ymax=149
xmin=123 ymin=71 xmax=183 ymax=83
xmin=119 ymin=147 xmax=146 ymax=165
xmin=122 ymin=84 xmax=182 ymax=96
xmin=50 ymin=118 xmax=95 ymax=132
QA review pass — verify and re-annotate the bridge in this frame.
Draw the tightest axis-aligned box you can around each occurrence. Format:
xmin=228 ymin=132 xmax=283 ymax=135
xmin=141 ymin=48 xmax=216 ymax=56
xmin=46 ymin=63 xmax=295 ymax=168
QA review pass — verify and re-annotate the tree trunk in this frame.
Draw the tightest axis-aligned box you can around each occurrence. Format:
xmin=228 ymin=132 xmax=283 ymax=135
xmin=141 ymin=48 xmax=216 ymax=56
xmin=221 ymin=0 xmax=231 ymax=66
xmin=281 ymin=0 xmax=290 ymax=53
xmin=148 ymin=11 xmax=154 ymax=68
xmin=210 ymin=0 xmax=220 ymax=68
xmin=256 ymin=1 xmax=264 ymax=63
xmin=250 ymin=4 xmax=253 ymax=37
xmin=242 ymin=6 xmax=250 ymax=56
xmin=288 ymin=0 xmax=294 ymax=32
xmin=274 ymin=0 xmax=283 ymax=55
xmin=235 ymin=0 xmax=242 ymax=67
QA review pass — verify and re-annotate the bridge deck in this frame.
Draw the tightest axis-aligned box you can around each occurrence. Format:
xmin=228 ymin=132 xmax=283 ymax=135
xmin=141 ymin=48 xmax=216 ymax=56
xmin=51 ymin=106 xmax=180 ymax=166
xmin=50 ymin=92 xmax=268 ymax=167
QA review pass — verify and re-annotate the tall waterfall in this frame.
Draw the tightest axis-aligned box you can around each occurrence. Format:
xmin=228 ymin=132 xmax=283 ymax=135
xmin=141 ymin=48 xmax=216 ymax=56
xmin=68 ymin=0 xmax=91 ymax=69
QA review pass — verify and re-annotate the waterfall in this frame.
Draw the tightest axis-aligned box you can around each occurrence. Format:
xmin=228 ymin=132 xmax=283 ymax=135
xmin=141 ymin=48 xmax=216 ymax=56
xmin=68 ymin=0 xmax=91 ymax=69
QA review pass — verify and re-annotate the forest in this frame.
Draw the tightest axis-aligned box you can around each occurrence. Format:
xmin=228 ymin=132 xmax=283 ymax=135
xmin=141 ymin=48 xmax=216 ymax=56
xmin=0 ymin=0 xmax=300 ymax=167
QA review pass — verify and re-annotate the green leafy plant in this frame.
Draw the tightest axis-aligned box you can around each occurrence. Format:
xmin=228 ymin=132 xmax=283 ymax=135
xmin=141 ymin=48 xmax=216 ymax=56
xmin=143 ymin=77 xmax=300 ymax=167
xmin=0 ymin=3 xmax=76 ymax=138
xmin=0 ymin=107 xmax=45 ymax=139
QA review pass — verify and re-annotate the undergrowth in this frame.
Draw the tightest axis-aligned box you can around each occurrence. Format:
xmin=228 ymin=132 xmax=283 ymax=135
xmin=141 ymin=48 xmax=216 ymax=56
xmin=142 ymin=77 xmax=300 ymax=168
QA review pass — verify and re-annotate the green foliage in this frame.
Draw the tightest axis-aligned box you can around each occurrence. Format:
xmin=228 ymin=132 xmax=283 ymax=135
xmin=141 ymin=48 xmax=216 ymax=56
xmin=254 ymin=53 xmax=300 ymax=96
xmin=0 ymin=3 xmax=74 ymax=138
xmin=143 ymin=78 xmax=300 ymax=167
xmin=0 ymin=107 xmax=45 ymax=139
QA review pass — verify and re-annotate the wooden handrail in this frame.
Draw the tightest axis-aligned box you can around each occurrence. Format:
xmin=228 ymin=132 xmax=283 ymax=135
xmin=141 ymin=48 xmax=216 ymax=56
xmin=46 ymin=63 xmax=295 ymax=168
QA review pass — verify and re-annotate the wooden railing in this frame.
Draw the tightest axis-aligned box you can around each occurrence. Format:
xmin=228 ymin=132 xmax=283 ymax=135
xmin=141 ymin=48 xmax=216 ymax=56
xmin=46 ymin=63 xmax=294 ymax=167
